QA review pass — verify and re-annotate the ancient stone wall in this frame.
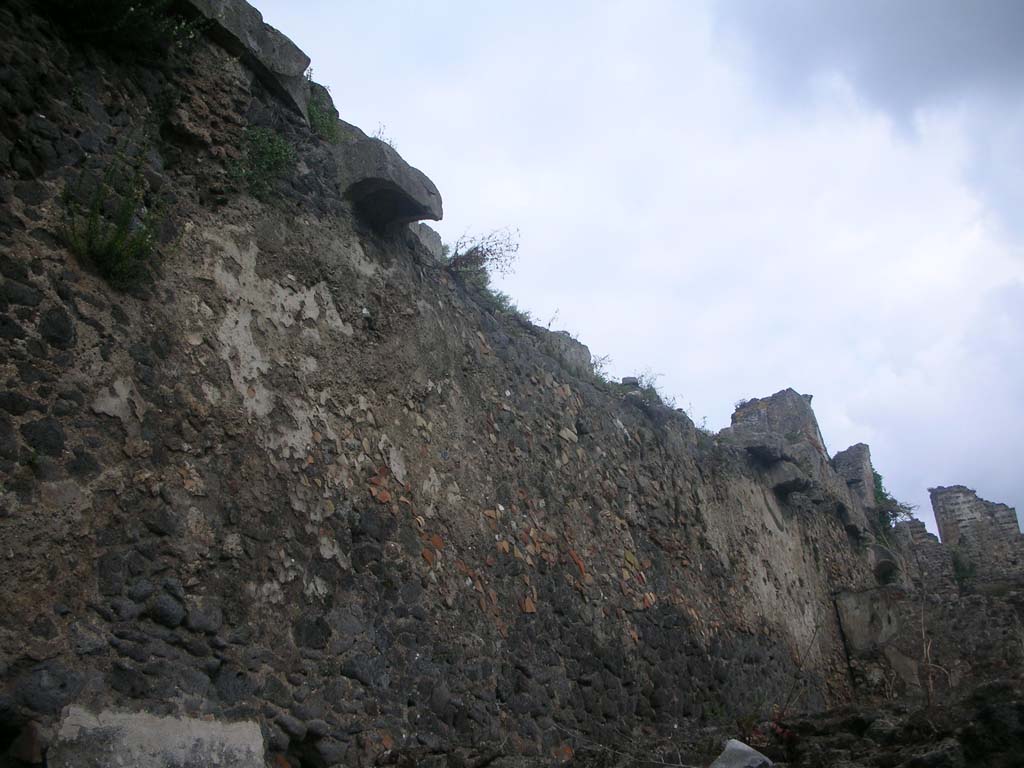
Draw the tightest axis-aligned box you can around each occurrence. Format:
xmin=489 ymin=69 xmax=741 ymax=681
xmin=0 ymin=2 xmax=1020 ymax=766
xmin=931 ymin=485 xmax=1020 ymax=546
xmin=929 ymin=486 xmax=1023 ymax=587
xmin=833 ymin=493 xmax=1024 ymax=706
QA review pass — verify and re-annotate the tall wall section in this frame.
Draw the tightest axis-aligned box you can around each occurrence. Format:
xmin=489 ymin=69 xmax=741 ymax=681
xmin=0 ymin=2 xmax=1010 ymax=766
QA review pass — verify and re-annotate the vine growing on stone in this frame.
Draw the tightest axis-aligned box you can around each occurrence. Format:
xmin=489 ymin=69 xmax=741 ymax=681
xmin=873 ymin=470 xmax=916 ymax=529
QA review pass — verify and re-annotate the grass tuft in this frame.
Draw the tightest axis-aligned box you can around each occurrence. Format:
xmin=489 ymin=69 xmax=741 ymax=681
xmin=60 ymin=156 xmax=159 ymax=289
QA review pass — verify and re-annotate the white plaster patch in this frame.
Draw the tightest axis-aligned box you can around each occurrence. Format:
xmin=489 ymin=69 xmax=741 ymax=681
xmin=200 ymin=382 xmax=222 ymax=405
xmin=387 ymin=444 xmax=408 ymax=486
xmin=333 ymin=237 xmax=379 ymax=278
xmin=49 ymin=707 xmax=264 ymax=768
xmin=422 ymin=468 xmax=442 ymax=500
xmin=249 ymin=581 xmax=284 ymax=605
xmin=305 ymin=575 xmax=329 ymax=600
xmin=92 ymin=378 xmax=146 ymax=424
xmin=202 ymin=229 xmax=354 ymax=419
xmin=318 ymin=533 xmax=348 ymax=568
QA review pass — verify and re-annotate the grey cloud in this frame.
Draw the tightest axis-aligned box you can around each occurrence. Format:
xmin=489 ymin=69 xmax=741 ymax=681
xmin=715 ymin=0 xmax=1024 ymax=117
xmin=716 ymin=1 xmax=1024 ymax=240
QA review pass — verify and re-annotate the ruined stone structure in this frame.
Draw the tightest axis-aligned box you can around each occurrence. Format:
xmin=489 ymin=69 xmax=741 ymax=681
xmin=0 ymin=1 xmax=1022 ymax=766
xmin=931 ymin=485 xmax=1021 ymax=547
xmin=829 ymin=485 xmax=1024 ymax=709
xmin=929 ymin=486 xmax=1023 ymax=588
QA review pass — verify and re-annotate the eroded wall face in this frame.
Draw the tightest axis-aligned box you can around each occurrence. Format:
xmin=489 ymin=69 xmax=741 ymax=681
xmin=930 ymin=486 xmax=1024 ymax=584
xmin=0 ymin=2 xmax=894 ymax=765
xmin=0 ymin=206 xmax=876 ymax=762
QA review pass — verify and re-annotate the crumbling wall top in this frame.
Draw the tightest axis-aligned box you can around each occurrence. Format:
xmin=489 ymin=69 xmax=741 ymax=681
xmin=185 ymin=0 xmax=311 ymax=119
xmin=929 ymin=485 xmax=1021 ymax=546
xmin=833 ymin=443 xmax=877 ymax=509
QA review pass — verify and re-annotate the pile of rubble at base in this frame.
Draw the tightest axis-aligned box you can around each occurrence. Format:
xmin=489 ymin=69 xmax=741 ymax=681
xmin=566 ymin=677 xmax=1023 ymax=768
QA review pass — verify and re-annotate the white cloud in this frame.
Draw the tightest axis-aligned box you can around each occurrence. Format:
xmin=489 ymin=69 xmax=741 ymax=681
xmin=257 ymin=0 xmax=1023 ymax=533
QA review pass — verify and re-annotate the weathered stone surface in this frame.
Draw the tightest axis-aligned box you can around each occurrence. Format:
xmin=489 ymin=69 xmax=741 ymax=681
xmin=48 ymin=707 xmax=265 ymax=768
xmin=39 ymin=306 xmax=76 ymax=348
xmin=147 ymin=593 xmax=187 ymax=628
xmin=0 ymin=414 xmax=18 ymax=460
xmin=931 ymin=484 xmax=1022 ymax=545
xmin=184 ymin=0 xmax=311 ymax=119
xmin=333 ymin=120 xmax=443 ymax=230
xmin=538 ymin=329 xmax=592 ymax=378
xmin=185 ymin=597 xmax=223 ymax=634
xmin=409 ymin=222 xmax=445 ymax=261
xmin=14 ymin=662 xmax=84 ymax=715
xmin=722 ymin=389 xmax=827 ymax=469
xmin=7 ymin=720 xmax=45 ymax=764
xmin=722 ymin=390 xmax=874 ymax=535
xmin=293 ymin=613 xmax=331 ymax=649
xmin=19 ymin=416 xmax=64 ymax=456
xmin=835 ymin=588 xmax=902 ymax=655
xmin=709 ymin=739 xmax=773 ymax=768
xmin=0 ymin=278 xmax=41 ymax=306
xmin=833 ymin=443 xmax=877 ymax=508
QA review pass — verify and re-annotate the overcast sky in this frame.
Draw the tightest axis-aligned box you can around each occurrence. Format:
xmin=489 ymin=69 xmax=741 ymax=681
xmin=256 ymin=0 xmax=1023 ymax=534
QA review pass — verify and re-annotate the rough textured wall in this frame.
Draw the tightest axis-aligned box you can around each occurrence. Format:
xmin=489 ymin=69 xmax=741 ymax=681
xmin=931 ymin=485 xmax=1021 ymax=547
xmin=833 ymin=493 xmax=1024 ymax=707
xmin=0 ymin=3 xmax=1017 ymax=767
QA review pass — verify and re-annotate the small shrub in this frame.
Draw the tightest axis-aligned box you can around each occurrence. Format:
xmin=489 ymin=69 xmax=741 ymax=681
xmin=372 ymin=123 xmax=397 ymax=150
xmin=873 ymin=470 xmax=916 ymax=528
xmin=446 ymin=228 xmax=519 ymax=288
xmin=635 ymin=370 xmax=677 ymax=408
xmin=60 ymin=156 xmax=159 ymax=289
xmin=445 ymin=229 xmax=530 ymax=322
xmin=304 ymin=74 xmax=339 ymax=143
xmin=951 ymin=551 xmax=976 ymax=584
xmin=591 ymin=353 xmax=613 ymax=383
xmin=481 ymin=288 xmax=530 ymax=319
xmin=40 ymin=0 xmax=206 ymax=55
xmin=229 ymin=127 xmax=295 ymax=199
xmin=308 ymin=93 xmax=339 ymax=143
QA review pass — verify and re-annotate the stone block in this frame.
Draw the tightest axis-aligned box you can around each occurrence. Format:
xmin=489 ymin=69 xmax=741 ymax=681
xmin=709 ymin=739 xmax=773 ymax=767
xmin=409 ymin=222 xmax=445 ymax=261
xmin=539 ymin=329 xmax=592 ymax=378
xmin=833 ymin=443 xmax=877 ymax=508
xmin=184 ymin=0 xmax=311 ymax=119
xmin=333 ymin=120 xmax=443 ymax=230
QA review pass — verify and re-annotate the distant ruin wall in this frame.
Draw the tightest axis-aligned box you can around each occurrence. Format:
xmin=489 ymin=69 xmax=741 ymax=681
xmin=931 ymin=485 xmax=1021 ymax=546
xmin=930 ymin=485 xmax=1023 ymax=586
xmin=833 ymin=489 xmax=1024 ymax=704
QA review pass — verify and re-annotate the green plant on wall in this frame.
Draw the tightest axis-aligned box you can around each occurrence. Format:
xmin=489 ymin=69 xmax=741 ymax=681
xmin=446 ymin=228 xmax=519 ymax=287
xmin=444 ymin=228 xmax=528 ymax=319
xmin=873 ymin=470 xmax=916 ymax=529
xmin=228 ymin=127 xmax=295 ymax=199
xmin=308 ymin=90 xmax=339 ymax=143
xmin=951 ymin=550 xmax=976 ymax=584
xmin=60 ymin=155 xmax=160 ymax=289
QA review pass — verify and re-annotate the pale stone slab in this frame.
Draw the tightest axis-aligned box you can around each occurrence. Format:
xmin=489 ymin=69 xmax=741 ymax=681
xmin=49 ymin=707 xmax=265 ymax=768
